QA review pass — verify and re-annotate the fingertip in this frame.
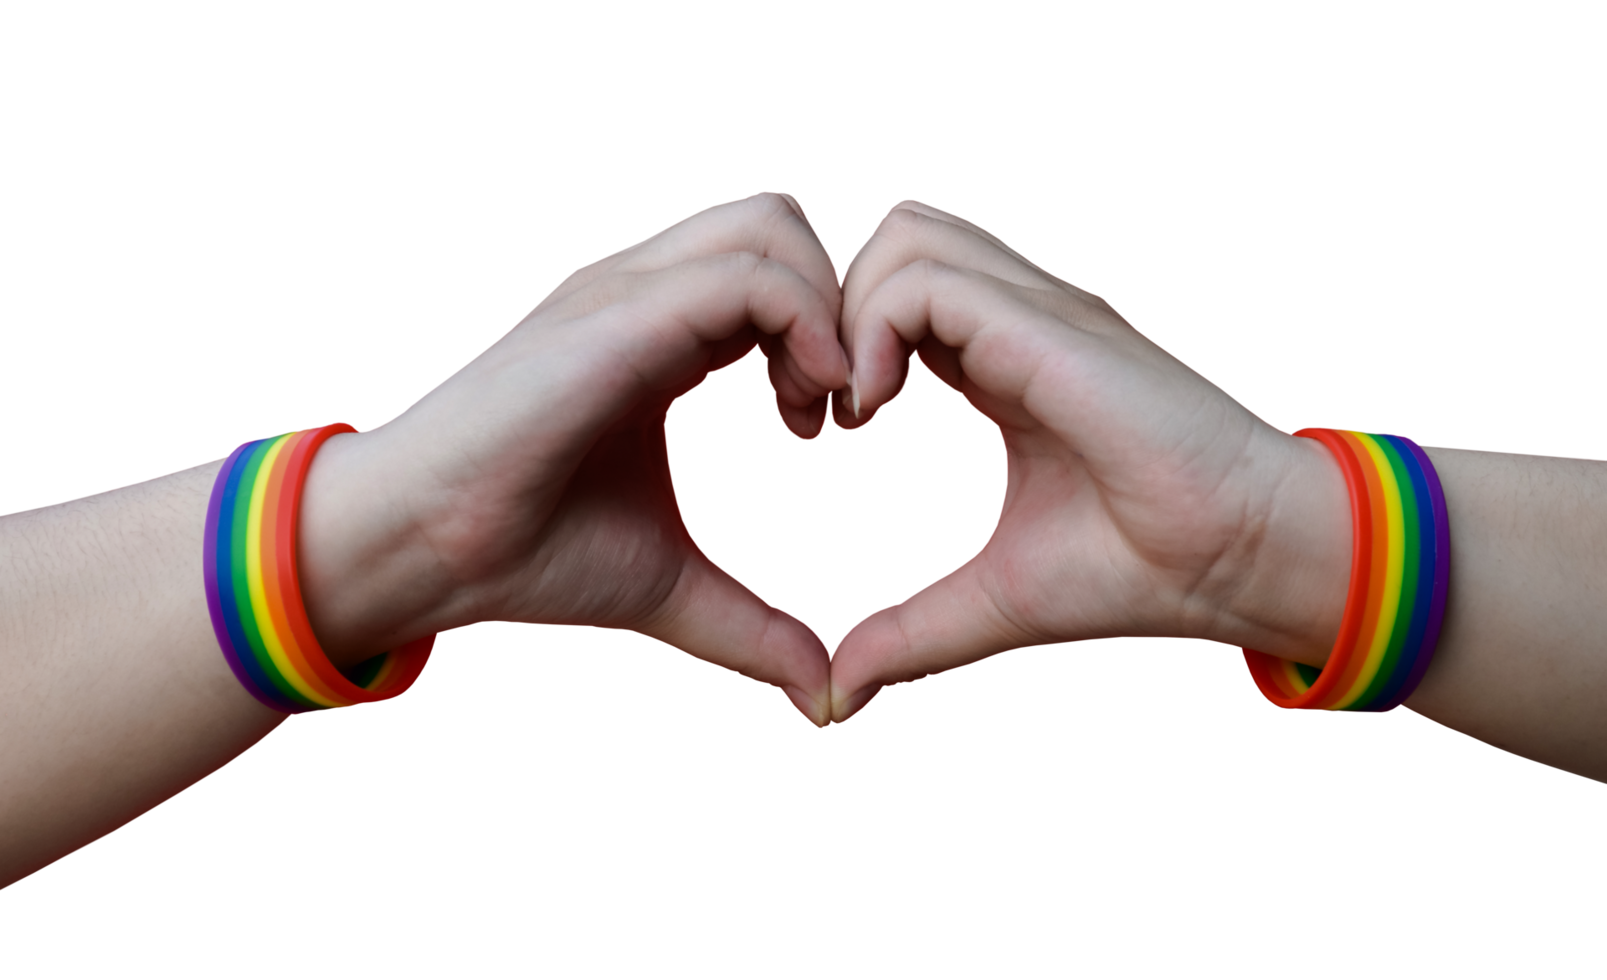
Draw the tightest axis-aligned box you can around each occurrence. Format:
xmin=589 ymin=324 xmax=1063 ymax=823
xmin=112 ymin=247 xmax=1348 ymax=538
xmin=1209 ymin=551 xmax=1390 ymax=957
xmin=831 ymin=388 xmax=874 ymax=429
xmin=778 ymin=394 xmax=826 ymax=438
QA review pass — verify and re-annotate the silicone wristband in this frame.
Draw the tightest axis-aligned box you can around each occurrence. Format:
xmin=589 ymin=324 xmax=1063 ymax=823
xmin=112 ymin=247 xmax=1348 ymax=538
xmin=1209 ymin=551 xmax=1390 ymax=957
xmin=1242 ymin=429 xmax=1448 ymax=711
xmin=204 ymin=424 xmax=434 ymax=712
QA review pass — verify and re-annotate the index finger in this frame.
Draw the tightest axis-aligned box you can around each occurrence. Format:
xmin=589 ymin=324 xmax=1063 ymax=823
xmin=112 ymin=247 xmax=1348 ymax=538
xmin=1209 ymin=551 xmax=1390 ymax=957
xmin=552 ymin=193 xmax=844 ymax=326
xmin=840 ymin=203 xmax=1060 ymax=337
xmin=860 ymin=201 xmax=1110 ymax=310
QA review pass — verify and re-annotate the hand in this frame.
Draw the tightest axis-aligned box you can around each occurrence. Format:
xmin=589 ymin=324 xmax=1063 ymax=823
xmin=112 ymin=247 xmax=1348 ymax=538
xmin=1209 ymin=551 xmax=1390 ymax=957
xmin=827 ymin=202 xmax=1354 ymax=721
xmin=295 ymin=194 xmax=849 ymax=725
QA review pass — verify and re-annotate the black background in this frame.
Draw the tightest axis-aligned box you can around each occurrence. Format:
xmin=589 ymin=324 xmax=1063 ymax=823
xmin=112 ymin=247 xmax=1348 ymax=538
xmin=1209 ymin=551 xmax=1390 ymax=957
xmin=6 ymin=91 xmax=1600 ymax=906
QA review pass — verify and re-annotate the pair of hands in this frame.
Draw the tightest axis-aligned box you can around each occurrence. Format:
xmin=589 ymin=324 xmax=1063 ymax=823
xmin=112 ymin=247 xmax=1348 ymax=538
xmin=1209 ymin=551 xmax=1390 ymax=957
xmin=296 ymin=194 xmax=1353 ymax=727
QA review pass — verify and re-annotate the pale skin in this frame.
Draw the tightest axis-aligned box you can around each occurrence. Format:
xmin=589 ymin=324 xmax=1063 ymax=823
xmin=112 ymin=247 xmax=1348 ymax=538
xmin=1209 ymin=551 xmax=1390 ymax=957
xmin=0 ymin=194 xmax=847 ymax=887
xmin=827 ymin=201 xmax=1607 ymax=783
xmin=3 ymin=197 xmax=1606 ymax=888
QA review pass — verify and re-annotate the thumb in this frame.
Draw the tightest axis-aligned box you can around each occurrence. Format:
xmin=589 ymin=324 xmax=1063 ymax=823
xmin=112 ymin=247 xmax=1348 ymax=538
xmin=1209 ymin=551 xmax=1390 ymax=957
xmin=828 ymin=559 xmax=1030 ymax=723
xmin=637 ymin=552 xmax=832 ymax=727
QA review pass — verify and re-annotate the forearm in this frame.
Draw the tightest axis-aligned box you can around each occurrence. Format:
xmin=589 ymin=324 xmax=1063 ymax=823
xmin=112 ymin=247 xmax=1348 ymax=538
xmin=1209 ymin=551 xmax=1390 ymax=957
xmin=0 ymin=464 xmax=284 ymax=887
xmin=1234 ymin=444 xmax=1607 ymax=781
xmin=1401 ymin=448 xmax=1607 ymax=780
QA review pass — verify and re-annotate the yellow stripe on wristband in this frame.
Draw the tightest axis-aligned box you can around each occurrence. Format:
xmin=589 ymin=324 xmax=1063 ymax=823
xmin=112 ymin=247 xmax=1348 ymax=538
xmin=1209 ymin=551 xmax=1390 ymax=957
xmin=243 ymin=435 xmax=339 ymax=708
xmin=1335 ymin=434 xmax=1408 ymax=709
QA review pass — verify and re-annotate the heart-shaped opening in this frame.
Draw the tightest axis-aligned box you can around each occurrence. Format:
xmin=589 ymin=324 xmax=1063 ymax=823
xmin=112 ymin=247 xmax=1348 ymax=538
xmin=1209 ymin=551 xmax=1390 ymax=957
xmin=667 ymin=350 xmax=1006 ymax=653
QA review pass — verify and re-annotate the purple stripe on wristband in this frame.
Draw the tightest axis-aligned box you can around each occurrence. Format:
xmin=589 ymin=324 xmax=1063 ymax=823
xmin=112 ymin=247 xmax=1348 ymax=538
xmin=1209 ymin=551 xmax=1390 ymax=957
xmin=1394 ymin=438 xmax=1450 ymax=706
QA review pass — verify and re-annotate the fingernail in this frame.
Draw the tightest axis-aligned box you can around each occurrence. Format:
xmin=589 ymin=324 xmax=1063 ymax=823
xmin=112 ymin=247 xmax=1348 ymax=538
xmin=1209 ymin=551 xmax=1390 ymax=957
xmin=850 ymin=375 xmax=861 ymax=419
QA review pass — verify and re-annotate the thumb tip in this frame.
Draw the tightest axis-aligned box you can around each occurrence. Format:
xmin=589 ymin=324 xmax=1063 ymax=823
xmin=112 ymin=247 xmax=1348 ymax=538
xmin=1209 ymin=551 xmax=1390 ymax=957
xmin=828 ymin=681 xmax=882 ymax=724
xmin=784 ymin=685 xmax=831 ymax=728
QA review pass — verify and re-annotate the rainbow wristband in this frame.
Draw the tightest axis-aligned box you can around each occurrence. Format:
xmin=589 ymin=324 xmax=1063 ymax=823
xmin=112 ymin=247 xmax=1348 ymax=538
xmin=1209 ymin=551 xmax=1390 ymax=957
xmin=1243 ymin=429 xmax=1449 ymax=711
xmin=203 ymin=424 xmax=434 ymax=713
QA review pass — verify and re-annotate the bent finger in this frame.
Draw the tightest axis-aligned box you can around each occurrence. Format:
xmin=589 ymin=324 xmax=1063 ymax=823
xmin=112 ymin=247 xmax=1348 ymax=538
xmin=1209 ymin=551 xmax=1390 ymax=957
xmin=840 ymin=205 xmax=1058 ymax=348
xmin=626 ymin=193 xmax=842 ymax=322
xmin=766 ymin=351 xmax=830 ymax=438
xmin=535 ymin=194 xmax=842 ymax=337
xmin=880 ymin=200 xmax=1115 ymax=314
xmin=614 ymin=251 xmax=849 ymax=398
xmin=835 ymin=260 xmax=1040 ymax=429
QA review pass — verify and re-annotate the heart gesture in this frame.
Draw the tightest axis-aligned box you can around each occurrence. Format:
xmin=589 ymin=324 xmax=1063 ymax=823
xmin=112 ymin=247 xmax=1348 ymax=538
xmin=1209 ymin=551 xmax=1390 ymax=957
xmin=298 ymin=195 xmax=1354 ymax=728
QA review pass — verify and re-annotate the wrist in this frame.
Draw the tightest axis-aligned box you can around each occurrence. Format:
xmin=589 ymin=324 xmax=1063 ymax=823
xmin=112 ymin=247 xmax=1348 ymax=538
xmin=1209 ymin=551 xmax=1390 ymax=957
xmin=1201 ymin=431 xmax=1352 ymax=666
xmin=296 ymin=429 xmax=466 ymax=669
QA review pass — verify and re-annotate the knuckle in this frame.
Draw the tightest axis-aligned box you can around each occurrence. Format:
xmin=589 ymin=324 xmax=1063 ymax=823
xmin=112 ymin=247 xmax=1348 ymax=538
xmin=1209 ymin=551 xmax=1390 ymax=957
xmin=879 ymin=206 xmax=926 ymax=240
xmin=747 ymin=191 xmax=795 ymax=221
xmin=749 ymin=190 xmax=789 ymax=208
xmin=717 ymin=250 xmax=768 ymax=284
xmin=729 ymin=249 xmax=765 ymax=273
xmin=909 ymin=257 xmax=952 ymax=281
